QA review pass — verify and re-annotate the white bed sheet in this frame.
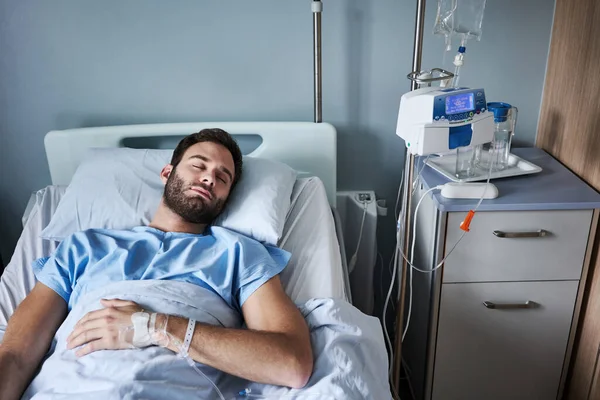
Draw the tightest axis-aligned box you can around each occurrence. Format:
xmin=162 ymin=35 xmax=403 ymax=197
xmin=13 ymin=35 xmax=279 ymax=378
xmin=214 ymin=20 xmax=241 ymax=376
xmin=280 ymin=177 xmax=347 ymax=302
xmin=0 ymin=185 xmax=65 ymax=333
xmin=0 ymin=177 xmax=347 ymax=338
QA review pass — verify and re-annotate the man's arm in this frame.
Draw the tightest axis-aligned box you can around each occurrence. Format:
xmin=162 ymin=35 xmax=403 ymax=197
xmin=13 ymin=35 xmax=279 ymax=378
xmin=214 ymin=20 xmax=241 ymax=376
xmin=163 ymin=275 xmax=313 ymax=388
xmin=0 ymin=283 xmax=67 ymax=400
xmin=69 ymin=276 xmax=313 ymax=388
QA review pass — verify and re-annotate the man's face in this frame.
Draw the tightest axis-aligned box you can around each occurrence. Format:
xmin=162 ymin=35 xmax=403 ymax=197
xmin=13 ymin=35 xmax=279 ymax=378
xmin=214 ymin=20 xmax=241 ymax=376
xmin=161 ymin=141 xmax=236 ymax=224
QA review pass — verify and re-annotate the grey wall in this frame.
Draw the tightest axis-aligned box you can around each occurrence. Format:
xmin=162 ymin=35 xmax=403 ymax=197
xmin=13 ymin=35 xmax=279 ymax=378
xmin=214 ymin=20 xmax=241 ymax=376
xmin=0 ymin=0 xmax=555 ymax=296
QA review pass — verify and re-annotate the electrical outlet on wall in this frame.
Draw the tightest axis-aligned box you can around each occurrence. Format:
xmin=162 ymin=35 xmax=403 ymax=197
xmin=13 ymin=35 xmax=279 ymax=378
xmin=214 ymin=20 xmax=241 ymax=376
xmin=357 ymin=193 xmax=373 ymax=203
xmin=336 ymin=190 xmax=378 ymax=315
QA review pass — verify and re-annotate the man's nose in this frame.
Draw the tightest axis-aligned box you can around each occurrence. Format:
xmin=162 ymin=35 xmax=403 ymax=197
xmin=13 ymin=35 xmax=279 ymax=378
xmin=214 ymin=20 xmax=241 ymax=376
xmin=201 ymin=171 xmax=215 ymax=187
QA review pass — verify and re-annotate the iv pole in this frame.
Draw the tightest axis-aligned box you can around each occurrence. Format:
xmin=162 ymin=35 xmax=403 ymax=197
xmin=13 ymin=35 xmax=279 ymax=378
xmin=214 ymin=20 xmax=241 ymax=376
xmin=312 ymin=1 xmax=323 ymax=123
xmin=392 ymin=0 xmax=427 ymax=391
xmin=310 ymin=0 xmax=428 ymax=391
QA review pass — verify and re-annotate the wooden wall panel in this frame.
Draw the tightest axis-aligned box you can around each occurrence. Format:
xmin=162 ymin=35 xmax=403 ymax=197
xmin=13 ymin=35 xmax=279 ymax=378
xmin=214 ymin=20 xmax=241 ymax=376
xmin=536 ymin=0 xmax=600 ymax=399
xmin=568 ymin=245 xmax=600 ymax=399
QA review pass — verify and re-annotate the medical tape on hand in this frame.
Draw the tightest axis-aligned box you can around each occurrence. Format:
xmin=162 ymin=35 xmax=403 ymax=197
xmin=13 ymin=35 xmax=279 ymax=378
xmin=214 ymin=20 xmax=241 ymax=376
xmin=131 ymin=312 xmax=153 ymax=348
xmin=178 ymin=318 xmax=196 ymax=358
xmin=149 ymin=312 xmax=157 ymax=336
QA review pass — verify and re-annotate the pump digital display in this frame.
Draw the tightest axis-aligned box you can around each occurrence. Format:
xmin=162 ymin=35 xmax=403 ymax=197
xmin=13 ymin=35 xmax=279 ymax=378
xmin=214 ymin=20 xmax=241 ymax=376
xmin=445 ymin=93 xmax=475 ymax=115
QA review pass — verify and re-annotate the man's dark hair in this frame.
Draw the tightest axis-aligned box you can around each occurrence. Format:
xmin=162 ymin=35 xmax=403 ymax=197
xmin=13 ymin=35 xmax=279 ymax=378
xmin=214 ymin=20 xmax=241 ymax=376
xmin=170 ymin=128 xmax=243 ymax=188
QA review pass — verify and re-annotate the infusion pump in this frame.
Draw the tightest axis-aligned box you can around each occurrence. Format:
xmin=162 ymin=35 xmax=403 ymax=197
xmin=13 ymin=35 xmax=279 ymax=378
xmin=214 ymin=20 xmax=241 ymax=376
xmin=396 ymin=87 xmax=495 ymax=156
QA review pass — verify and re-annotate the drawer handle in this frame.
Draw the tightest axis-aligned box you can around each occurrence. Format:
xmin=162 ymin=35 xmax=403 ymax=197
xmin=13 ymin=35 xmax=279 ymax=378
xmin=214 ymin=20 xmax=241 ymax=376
xmin=493 ymin=229 xmax=549 ymax=238
xmin=483 ymin=301 xmax=538 ymax=310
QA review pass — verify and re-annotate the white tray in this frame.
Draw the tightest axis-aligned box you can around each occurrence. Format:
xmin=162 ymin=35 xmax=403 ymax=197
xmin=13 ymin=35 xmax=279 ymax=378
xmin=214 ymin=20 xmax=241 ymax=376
xmin=425 ymin=151 xmax=543 ymax=182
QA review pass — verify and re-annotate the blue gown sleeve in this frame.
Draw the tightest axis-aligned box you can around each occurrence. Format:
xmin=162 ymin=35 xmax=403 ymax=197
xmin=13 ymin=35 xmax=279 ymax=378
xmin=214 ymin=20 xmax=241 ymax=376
xmin=32 ymin=232 xmax=90 ymax=305
xmin=234 ymin=242 xmax=291 ymax=310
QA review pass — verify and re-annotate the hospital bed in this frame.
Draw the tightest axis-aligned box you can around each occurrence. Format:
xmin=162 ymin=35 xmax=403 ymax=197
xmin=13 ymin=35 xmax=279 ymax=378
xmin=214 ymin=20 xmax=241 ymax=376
xmin=0 ymin=121 xmax=391 ymax=399
xmin=2 ymin=122 xmax=350 ymax=318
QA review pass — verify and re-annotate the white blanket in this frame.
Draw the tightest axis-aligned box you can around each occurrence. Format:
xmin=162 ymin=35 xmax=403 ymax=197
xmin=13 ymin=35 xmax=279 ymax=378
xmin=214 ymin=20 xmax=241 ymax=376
xmin=23 ymin=280 xmax=391 ymax=400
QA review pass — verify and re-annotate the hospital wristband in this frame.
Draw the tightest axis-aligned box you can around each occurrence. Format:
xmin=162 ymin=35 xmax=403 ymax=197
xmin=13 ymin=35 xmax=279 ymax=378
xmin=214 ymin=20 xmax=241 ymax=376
xmin=179 ymin=318 xmax=196 ymax=358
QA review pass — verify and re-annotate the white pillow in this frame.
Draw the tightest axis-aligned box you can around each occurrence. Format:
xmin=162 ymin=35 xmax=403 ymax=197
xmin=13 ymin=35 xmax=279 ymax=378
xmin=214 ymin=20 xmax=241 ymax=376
xmin=40 ymin=147 xmax=297 ymax=245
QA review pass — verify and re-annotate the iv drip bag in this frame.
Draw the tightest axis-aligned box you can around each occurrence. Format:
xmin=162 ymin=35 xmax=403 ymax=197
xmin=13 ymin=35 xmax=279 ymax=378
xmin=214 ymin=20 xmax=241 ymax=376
xmin=433 ymin=0 xmax=486 ymax=43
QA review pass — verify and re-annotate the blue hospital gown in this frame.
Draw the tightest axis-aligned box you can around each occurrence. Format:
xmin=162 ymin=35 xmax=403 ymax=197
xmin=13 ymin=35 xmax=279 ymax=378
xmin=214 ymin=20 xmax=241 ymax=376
xmin=33 ymin=226 xmax=291 ymax=312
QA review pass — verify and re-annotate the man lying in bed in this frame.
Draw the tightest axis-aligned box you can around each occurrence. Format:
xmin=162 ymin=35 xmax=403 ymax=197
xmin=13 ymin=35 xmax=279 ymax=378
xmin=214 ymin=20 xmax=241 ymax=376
xmin=0 ymin=129 xmax=313 ymax=399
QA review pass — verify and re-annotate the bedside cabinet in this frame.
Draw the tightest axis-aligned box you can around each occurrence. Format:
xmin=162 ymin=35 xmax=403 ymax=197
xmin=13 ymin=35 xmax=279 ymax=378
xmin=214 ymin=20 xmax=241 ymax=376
xmin=403 ymin=148 xmax=600 ymax=400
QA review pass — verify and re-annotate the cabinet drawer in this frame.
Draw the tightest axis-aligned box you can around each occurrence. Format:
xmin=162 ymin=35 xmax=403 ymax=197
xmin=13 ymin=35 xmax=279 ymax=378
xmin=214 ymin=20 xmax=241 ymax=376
xmin=432 ymin=281 xmax=579 ymax=400
xmin=443 ymin=210 xmax=592 ymax=283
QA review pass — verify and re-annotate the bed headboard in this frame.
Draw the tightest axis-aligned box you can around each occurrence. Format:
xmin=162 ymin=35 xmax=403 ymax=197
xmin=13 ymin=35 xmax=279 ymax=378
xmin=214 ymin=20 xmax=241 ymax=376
xmin=44 ymin=122 xmax=336 ymax=206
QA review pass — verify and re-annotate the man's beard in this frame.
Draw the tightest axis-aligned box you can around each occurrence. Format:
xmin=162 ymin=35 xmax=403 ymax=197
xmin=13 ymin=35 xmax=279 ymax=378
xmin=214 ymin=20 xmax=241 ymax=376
xmin=163 ymin=170 xmax=226 ymax=225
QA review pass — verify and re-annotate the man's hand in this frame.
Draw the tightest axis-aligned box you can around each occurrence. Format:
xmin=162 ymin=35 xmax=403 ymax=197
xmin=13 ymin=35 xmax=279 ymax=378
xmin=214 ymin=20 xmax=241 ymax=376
xmin=67 ymin=299 xmax=144 ymax=357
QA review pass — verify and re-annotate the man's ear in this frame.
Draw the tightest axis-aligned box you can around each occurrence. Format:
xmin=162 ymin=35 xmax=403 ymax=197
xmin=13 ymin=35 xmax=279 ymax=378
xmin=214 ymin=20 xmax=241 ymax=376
xmin=160 ymin=165 xmax=173 ymax=184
